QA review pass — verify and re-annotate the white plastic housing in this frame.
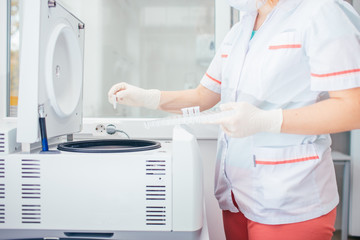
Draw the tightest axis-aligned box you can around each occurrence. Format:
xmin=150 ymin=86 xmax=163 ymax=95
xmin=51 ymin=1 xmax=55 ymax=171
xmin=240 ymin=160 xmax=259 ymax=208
xmin=0 ymin=124 xmax=21 ymax=154
xmin=172 ymin=125 xmax=203 ymax=232
xmin=0 ymin=126 xmax=204 ymax=239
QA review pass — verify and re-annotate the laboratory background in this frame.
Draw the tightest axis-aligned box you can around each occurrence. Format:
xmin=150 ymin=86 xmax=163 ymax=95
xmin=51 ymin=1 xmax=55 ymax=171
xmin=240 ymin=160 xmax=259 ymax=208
xmin=0 ymin=0 xmax=360 ymax=240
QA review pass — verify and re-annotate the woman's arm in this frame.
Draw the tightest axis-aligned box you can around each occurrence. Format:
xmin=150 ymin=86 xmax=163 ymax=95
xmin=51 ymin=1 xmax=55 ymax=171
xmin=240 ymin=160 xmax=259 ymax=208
xmin=108 ymin=82 xmax=220 ymax=112
xmin=282 ymin=87 xmax=360 ymax=135
xmin=211 ymin=88 xmax=360 ymax=138
xmin=158 ymin=84 xmax=221 ymax=114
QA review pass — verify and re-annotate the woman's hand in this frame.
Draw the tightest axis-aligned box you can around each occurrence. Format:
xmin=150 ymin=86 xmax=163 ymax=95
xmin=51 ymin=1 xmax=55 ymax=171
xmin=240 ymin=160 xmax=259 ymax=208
xmin=108 ymin=82 xmax=161 ymax=109
xmin=212 ymin=102 xmax=283 ymax=138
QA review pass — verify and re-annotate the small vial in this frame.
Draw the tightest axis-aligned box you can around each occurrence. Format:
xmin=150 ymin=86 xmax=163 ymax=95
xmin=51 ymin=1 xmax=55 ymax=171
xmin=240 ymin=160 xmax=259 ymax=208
xmin=112 ymin=95 xmax=117 ymax=109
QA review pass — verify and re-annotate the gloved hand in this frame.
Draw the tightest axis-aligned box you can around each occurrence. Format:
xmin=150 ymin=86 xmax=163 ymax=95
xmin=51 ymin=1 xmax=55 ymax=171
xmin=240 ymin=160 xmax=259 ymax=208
xmin=212 ymin=102 xmax=283 ymax=138
xmin=108 ymin=82 xmax=161 ymax=109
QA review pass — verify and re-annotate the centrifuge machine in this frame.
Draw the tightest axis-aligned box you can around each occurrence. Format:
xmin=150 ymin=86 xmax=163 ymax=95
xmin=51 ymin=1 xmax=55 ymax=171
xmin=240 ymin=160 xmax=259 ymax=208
xmin=0 ymin=0 xmax=204 ymax=239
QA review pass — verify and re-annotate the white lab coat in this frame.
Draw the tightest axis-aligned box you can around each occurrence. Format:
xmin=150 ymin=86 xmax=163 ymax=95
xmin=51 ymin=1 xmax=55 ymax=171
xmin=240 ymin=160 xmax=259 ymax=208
xmin=201 ymin=0 xmax=360 ymax=224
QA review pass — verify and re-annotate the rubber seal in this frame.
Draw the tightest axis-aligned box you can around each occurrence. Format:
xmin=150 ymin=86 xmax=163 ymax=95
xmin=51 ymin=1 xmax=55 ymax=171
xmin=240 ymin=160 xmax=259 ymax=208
xmin=57 ymin=139 xmax=161 ymax=153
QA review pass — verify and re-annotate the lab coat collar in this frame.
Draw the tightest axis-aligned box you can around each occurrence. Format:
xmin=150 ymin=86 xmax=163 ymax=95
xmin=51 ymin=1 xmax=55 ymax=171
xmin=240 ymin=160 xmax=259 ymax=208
xmin=277 ymin=0 xmax=303 ymax=12
xmin=241 ymin=0 xmax=304 ymax=19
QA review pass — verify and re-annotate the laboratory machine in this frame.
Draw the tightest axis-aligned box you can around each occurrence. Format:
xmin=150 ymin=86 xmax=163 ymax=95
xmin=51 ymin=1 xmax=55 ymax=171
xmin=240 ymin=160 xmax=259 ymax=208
xmin=0 ymin=0 xmax=204 ymax=239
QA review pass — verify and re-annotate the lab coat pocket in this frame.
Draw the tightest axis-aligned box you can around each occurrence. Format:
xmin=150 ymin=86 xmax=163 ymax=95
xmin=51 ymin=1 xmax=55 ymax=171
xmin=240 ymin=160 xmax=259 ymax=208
xmin=259 ymin=31 xmax=306 ymax=103
xmin=265 ymin=31 xmax=303 ymax=63
xmin=253 ymin=143 xmax=320 ymax=210
xmin=267 ymin=31 xmax=302 ymax=51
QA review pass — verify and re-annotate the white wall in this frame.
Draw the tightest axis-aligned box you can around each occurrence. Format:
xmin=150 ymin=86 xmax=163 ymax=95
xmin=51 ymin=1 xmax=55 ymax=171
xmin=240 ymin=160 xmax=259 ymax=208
xmin=215 ymin=0 xmax=230 ymax=51
xmin=354 ymin=0 xmax=360 ymax=13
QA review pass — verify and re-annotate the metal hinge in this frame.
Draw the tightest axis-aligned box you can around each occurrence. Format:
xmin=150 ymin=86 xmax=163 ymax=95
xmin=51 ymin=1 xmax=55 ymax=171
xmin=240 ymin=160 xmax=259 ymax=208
xmin=48 ymin=0 xmax=56 ymax=8
xmin=78 ymin=23 xmax=85 ymax=30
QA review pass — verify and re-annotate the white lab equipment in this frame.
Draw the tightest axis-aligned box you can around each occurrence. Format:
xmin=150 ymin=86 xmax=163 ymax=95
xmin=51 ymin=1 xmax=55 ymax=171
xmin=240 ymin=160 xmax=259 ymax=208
xmin=0 ymin=0 xmax=206 ymax=239
xmin=350 ymin=130 xmax=360 ymax=236
xmin=0 ymin=125 xmax=204 ymax=240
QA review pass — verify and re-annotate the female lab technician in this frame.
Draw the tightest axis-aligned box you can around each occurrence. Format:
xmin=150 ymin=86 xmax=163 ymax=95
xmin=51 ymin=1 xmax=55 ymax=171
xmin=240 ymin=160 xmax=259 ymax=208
xmin=108 ymin=0 xmax=360 ymax=239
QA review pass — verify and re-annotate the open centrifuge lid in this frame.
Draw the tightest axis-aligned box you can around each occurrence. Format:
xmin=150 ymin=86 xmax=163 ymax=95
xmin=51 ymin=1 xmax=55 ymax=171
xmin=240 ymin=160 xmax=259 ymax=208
xmin=17 ymin=0 xmax=85 ymax=145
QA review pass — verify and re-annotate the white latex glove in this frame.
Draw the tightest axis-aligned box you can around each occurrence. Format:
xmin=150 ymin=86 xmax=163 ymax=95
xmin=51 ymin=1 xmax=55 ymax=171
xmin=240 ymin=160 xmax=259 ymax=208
xmin=213 ymin=102 xmax=283 ymax=138
xmin=108 ymin=82 xmax=161 ymax=110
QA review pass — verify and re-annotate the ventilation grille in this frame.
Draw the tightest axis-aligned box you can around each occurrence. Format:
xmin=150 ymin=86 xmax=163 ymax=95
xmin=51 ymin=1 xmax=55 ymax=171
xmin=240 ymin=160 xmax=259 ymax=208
xmin=145 ymin=159 xmax=168 ymax=226
xmin=0 ymin=134 xmax=4 ymax=153
xmin=146 ymin=160 xmax=166 ymax=176
xmin=0 ymin=159 xmax=4 ymax=178
xmin=146 ymin=185 xmax=166 ymax=201
xmin=0 ymin=204 xmax=4 ymax=224
xmin=21 ymin=159 xmax=40 ymax=179
xmin=22 ymin=184 xmax=41 ymax=199
xmin=21 ymin=159 xmax=41 ymax=224
xmin=146 ymin=206 xmax=166 ymax=225
xmin=22 ymin=204 xmax=41 ymax=224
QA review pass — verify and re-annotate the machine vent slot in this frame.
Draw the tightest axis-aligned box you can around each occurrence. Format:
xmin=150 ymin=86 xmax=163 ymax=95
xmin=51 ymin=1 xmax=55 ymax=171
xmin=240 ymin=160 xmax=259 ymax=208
xmin=0 ymin=134 xmax=4 ymax=153
xmin=21 ymin=159 xmax=41 ymax=220
xmin=0 ymin=204 xmax=4 ymax=223
xmin=146 ymin=160 xmax=166 ymax=176
xmin=146 ymin=206 xmax=166 ymax=225
xmin=21 ymin=159 xmax=41 ymax=179
xmin=0 ymin=184 xmax=4 ymax=199
xmin=0 ymin=159 xmax=4 ymax=178
xmin=0 ymin=159 xmax=5 ymax=223
xmin=21 ymin=204 xmax=41 ymax=224
xmin=146 ymin=185 xmax=166 ymax=201
xmin=22 ymin=184 xmax=41 ymax=199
